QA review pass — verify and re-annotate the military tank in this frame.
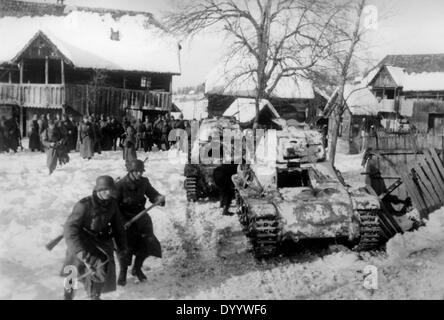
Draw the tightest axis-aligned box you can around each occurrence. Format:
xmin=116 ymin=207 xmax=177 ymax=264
xmin=232 ymin=125 xmax=382 ymax=257
xmin=184 ymin=117 xmax=241 ymax=201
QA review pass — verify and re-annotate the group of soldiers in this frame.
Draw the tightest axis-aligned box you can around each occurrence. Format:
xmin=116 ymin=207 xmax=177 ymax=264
xmin=62 ymin=159 xmax=166 ymax=300
xmin=128 ymin=114 xmax=189 ymax=153
xmin=11 ymin=112 xmax=191 ymax=175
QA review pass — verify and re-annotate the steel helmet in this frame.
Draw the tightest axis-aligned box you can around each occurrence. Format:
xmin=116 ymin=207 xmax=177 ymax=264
xmin=126 ymin=159 xmax=145 ymax=172
xmin=94 ymin=175 xmax=116 ymax=191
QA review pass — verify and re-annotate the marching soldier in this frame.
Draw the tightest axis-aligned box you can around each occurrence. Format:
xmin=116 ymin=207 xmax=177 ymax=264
xmin=115 ymin=159 xmax=165 ymax=285
xmin=41 ymin=120 xmax=68 ymax=174
xmin=62 ymin=176 xmax=128 ymax=300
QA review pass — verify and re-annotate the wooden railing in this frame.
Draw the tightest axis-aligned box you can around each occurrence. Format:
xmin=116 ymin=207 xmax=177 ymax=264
xmin=0 ymin=83 xmax=172 ymax=114
xmin=0 ymin=83 xmax=65 ymax=108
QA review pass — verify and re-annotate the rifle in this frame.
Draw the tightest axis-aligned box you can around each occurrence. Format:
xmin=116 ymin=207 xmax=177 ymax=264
xmin=46 ymin=234 xmax=64 ymax=251
xmin=45 ymin=200 xmax=160 ymax=251
xmin=123 ymin=200 xmax=160 ymax=230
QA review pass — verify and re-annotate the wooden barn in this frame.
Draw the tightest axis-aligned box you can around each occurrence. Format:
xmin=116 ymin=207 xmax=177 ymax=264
xmin=0 ymin=0 xmax=181 ymax=136
xmin=367 ymin=54 xmax=444 ymax=132
xmin=204 ymin=62 xmax=327 ymax=125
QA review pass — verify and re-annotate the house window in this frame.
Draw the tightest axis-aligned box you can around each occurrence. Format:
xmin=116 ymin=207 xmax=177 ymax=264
xmin=373 ymin=89 xmax=384 ymax=99
xmin=141 ymin=76 xmax=151 ymax=88
xmin=428 ymin=113 xmax=444 ymax=132
xmin=385 ymin=89 xmax=395 ymax=99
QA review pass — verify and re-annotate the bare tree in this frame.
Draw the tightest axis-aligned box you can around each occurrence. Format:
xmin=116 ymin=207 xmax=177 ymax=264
xmin=324 ymin=0 xmax=368 ymax=165
xmin=164 ymin=0 xmax=344 ymax=128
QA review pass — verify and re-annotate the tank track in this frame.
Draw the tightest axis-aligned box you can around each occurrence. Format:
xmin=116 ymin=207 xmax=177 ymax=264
xmin=184 ymin=177 xmax=198 ymax=202
xmin=235 ymin=192 xmax=281 ymax=258
xmin=250 ymin=216 xmax=280 ymax=258
xmin=355 ymin=209 xmax=382 ymax=251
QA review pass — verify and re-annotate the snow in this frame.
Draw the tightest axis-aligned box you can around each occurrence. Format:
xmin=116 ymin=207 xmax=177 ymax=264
xmin=1 ymin=144 xmax=444 ymax=299
xmin=205 ymin=59 xmax=314 ymax=99
xmin=0 ymin=12 xmax=180 ymax=74
xmin=172 ymin=94 xmax=208 ymax=120
xmin=381 ymin=66 xmax=444 ymax=92
xmin=344 ymin=84 xmax=379 ymax=115
xmin=223 ymin=98 xmax=280 ymax=123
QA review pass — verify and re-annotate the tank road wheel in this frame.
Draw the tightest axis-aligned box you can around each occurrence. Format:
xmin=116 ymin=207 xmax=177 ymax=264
xmin=251 ymin=216 xmax=280 ymax=258
xmin=185 ymin=176 xmax=198 ymax=202
xmin=355 ymin=209 xmax=382 ymax=251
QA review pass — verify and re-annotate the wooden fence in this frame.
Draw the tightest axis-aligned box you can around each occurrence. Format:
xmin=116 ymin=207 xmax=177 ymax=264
xmin=400 ymin=148 xmax=444 ymax=218
xmin=366 ymin=130 xmax=444 ymax=152
xmin=365 ymin=129 xmax=444 ymax=220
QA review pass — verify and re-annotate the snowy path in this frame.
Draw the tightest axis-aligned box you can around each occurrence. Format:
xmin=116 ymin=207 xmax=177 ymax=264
xmin=1 ymin=149 xmax=444 ymax=299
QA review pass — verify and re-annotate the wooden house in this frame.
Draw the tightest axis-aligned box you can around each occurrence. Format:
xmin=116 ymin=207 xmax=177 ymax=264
xmin=0 ymin=0 xmax=181 ymax=136
xmin=204 ymin=62 xmax=327 ymax=125
xmin=367 ymin=54 xmax=444 ymax=132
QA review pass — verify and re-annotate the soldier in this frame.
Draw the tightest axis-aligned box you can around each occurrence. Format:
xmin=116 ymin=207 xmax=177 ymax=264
xmin=28 ymin=114 xmax=41 ymax=152
xmin=115 ymin=159 xmax=165 ymax=285
xmin=62 ymin=176 xmax=128 ymax=300
xmin=41 ymin=119 xmax=67 ymax=175
xmin=143 ymin=117 xmax=153 ymax=152
xmin=3 ymin=115 xmax=20 ymax=153
xmin=78 ymin=115 xmax=94 ymax=160
xmin=123 ymin=125 xmax=137 ymax=165
xmin=57 ymin=116 xmax=70 ymax=166
xmin=213 ymin=164 xmax=238 ymax=216
xmin=91 ymin=116 xmax=102 ymax=155
xmin=160 ymin=116 xmax=171 ymax=151
xmin=153 ymin=115 xmax=163 ymax=149
xmin=134 ymin=120 xmax=145 ymax=151
xmin=109 ymin=117 xmax=122 ymax=151
xmin=63 ymin=114 xmax=77 ymax=152
xmin=0 ymin=116 xmax=5 ymax=153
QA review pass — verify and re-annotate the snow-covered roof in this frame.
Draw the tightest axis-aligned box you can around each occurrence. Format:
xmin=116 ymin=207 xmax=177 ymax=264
xmin=385 ymin=66 xmax=405 ymax=85
xmin=344 ymin=84 xmax=379 ymax=115
xmin=223 ymin=98 xmax=280 ymax=123
xmin=324 ymin=83 xmax=379 ymax=116
xmin=173 ymin=94 xmax=208 ymax=120
xmin=0 ymin=11 xmax=181 ymax=74
xmin=372 ymin=65 xmax=444 ymax=92
xmin=205 ymin=61 xmax=314 ymax=99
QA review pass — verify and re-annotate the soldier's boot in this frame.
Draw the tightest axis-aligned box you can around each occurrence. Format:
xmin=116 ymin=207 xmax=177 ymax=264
xmin=117 ymin=266 xmax=128 ymax=286
xmin=90 ymin=293 xmax=101 ymax=300
xmin=132 ymin=256 xmax=147 ymax=282
xmin=90 ymin=286 xmax=102 ymax=300
xmin=63 ymin=288 xmax=75 ymax=300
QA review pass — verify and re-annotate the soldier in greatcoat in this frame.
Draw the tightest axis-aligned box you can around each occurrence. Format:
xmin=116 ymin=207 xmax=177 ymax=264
xmin=41 ymin=120 xmax=68 ymax=175
xmin=62 ymin=176 xmax=128 ymax=300
xmin=115 ymin=159 xmax=165 ymax=285
xmin=78 ymin=115 xmax=95 ymax=160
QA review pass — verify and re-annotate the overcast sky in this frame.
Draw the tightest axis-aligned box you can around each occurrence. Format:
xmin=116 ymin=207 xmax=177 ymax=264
xmin=23 ymin=0 xmax=444 ymax=89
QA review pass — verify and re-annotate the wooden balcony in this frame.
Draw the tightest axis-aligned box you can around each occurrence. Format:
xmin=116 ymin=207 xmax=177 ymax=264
xmin=0 ymin=83 xmax=172 ymax=114
xmin=0 ymin=83 xmax=65 ymax=108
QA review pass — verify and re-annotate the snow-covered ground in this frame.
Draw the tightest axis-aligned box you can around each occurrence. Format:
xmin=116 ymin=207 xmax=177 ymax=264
xmin=1 ymin=142 xmax=444 ymax=300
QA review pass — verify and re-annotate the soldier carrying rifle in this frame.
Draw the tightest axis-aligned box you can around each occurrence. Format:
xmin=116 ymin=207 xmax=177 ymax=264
xmin=115 ymin=159 xmax=166 ymax=285
xmin=61 ymin=176 xmax=128 ymax=300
